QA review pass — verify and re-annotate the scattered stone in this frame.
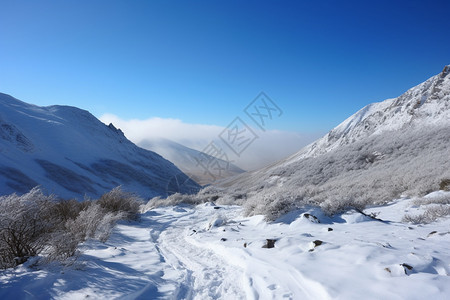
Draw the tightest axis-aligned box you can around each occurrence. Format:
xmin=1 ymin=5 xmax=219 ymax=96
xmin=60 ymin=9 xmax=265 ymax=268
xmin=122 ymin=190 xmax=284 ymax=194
xmin=312 ymin=240 xmax=323 ymax=247
xmin=221 ymin=238 xmax=227 ymax=242
xmin=427 ymin=231 xmax=437 ymax=237
xmin=262 ymin=239 xmax=277 ymax=249
xmin=243 ymin=242 xmax=247 ymax=248
xmin=214 ymin=206 xmax=221 ymax=210
xmin=303 ymin=213 xmax=320 ymax=223
xmin=384 ymin=267 xmax=391 ymax=273
xmin=401 ymin=263 xmax=413 ymax=274
xmin=309 ymin=240 xmax=323 ymax=252
xmin=327 ymin=228 xmax=333 ymax=231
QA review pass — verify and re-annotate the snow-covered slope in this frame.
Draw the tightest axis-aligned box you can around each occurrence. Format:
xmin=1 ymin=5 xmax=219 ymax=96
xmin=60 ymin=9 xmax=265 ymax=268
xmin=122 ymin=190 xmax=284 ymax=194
xmin=216 ymin=65 xmax=450 ymax=219
xmin=0 ymin=93 xmax=199 ymax=199
xmin=140 ymin=138 xmax=245 ymax=186
xmin=292 ymin=65 xmax=450 ymax=161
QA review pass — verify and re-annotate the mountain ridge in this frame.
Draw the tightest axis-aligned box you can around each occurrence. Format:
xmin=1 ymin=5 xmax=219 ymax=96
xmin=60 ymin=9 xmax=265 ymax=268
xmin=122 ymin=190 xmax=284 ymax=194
xmin=0 ymin=93 xmax=199 ymax=199
xmin=283 ymin=64 xmax=450 ymax=164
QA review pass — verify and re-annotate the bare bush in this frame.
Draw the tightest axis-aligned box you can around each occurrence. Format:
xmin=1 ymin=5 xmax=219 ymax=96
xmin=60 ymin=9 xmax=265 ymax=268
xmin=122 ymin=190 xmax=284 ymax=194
xmin=143 ymin=186 xmax=225 ymax=210
xmin=65 ymin=204 xmax=124 ymax=242
xmin=0 ymin=188 xmax=57 ymax=268
xmin=402 ymin=205 xmax=450 ymax=224
xmin=50 ymin=199 xmax=90 ymax=222
xmin=97 ymin=186 xmax=142 ymax=220
xmin=412 ymin=193 xmax=450 ymax=206
xmin=0 ymin=186 xmax=142 ymax=269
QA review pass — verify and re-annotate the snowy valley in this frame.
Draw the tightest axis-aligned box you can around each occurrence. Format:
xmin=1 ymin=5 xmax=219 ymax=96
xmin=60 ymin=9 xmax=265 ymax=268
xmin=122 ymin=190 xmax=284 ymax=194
xmin=1 ymin=66 xmax=450 ymax=299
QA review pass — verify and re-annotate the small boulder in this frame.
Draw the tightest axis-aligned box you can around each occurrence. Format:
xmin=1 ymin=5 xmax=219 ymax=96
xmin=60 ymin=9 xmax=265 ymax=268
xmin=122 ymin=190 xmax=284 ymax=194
xmin=312 ymin=240 xmax=323 ymax=247
xmin=401 ymin=263 xmax=413 ymax=275
xmin=262 ymin=239 xmax=277 ymax=249
xmin=427 ymin=231 xmax=437 ymax=237
xmin=303 ymin=213 xmax=320 ymax=223
xmin=309 ymin=240 xmax=323 ymax=252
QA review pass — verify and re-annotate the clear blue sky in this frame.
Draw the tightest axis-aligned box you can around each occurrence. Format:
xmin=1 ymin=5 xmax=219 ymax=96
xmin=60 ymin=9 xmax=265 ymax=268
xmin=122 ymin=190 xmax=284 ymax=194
xmin=1 ymin=0 xmax=449 ymax=132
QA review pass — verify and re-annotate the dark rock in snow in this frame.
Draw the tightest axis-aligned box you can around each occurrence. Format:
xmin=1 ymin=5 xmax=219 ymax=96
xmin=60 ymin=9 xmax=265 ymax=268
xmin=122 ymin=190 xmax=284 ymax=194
xmin=303 ymin=213 xmax=320 ymax=223
xmin=309 ymin=240 xmax=324 ymax=252
xmin=262 ymin=239 xmax=277 ymax=248
xmin=427 ymin=231 xmax=437 ymax=237
xmin=401 ymin=263 xmax=413 ymax=274
xmin=312 ymin=240 xmax=323 ymax=247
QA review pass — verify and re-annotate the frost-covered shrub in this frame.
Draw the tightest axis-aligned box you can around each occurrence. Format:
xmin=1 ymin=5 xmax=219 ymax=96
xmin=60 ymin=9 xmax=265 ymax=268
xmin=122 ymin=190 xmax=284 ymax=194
xmin=0 ymin=186 xmax=140 ymax=268
xmin=402 ymin=205 xmax=450 ymax=224
xmin=145 ymin=193 xmax=197 ymax=208
xmin=262 ymin=196 xmax=297 ymax=221
xmin=412 ymin=193 xmax=450 ymax=206
xmin=320 ymin=197 xmax=366 ymax=216
xmin=51 ymin=198 xmax=90 ymax=221
xmin=241 ymin=188 xmax=303 ymax=221
xmin=0 ymin=188 xmax=58 ymax=268
xmin=65 ymin=204 xmax=124 ymax=243
xmin=143 ymin=185 xmax=228 ymax=210
xmin=46 ymin=230 xmax=80 ymax=262
xmin=97 ymin=186 xmax=142 ymax=220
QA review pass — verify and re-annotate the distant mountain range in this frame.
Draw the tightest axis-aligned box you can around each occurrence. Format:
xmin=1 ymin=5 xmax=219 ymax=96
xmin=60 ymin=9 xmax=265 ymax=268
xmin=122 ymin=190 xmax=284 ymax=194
xmin=0 ymin=93 xmax=200 ymax=199
xmin=218 ymin=65 xmax=450 ymax=219
xmin=140 ymin=138 xmax=245 ymax=186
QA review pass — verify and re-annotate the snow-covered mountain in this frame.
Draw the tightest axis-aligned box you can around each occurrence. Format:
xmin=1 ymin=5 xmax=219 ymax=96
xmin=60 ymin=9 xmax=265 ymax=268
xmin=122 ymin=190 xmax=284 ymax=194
xmin=0 ymin=93 xmax=200 ymax=199
xmin=217 ymin=65 xmax=450 ymax=219
xmin=292 ymin=65 xmax=450 ymax=161
xmin=140 ymin=138 xmax=245 ymax=186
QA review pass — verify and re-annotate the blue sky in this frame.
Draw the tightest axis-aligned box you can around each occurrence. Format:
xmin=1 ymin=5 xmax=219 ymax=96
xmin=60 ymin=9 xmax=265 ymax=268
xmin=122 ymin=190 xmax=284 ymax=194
xmin=1 ymin=0 xmax=449 ymax=134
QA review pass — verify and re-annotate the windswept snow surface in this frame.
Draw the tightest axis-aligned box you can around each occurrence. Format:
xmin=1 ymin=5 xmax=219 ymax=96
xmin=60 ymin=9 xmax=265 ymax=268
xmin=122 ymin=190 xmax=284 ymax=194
xmin=2 ymin=196 xmax=450 ymax=299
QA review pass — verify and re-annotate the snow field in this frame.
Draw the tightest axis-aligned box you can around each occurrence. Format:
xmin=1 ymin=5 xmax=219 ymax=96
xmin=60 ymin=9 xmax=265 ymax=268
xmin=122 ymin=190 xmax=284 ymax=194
xmin=1 ymin=196 xmax=450 ymax=299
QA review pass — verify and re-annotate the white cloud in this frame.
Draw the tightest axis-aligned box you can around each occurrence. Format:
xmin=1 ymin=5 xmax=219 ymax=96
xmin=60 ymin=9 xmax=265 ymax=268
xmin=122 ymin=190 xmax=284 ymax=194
xmin=99 ymin=114 xmax=324 ymax=170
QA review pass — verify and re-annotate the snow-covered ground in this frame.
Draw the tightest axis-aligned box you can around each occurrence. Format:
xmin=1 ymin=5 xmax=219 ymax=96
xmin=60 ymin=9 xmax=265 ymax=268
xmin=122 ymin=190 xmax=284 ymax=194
xmin=1 ymin=195 xmax=450 ymax=299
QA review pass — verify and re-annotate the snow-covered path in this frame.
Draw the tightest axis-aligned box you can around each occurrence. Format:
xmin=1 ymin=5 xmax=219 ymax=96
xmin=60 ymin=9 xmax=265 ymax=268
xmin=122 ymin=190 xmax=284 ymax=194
xmin=152 ymin=207 xmax=247 ymax=299
xmin=1 ymin=197 xmax=450 ymax=299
